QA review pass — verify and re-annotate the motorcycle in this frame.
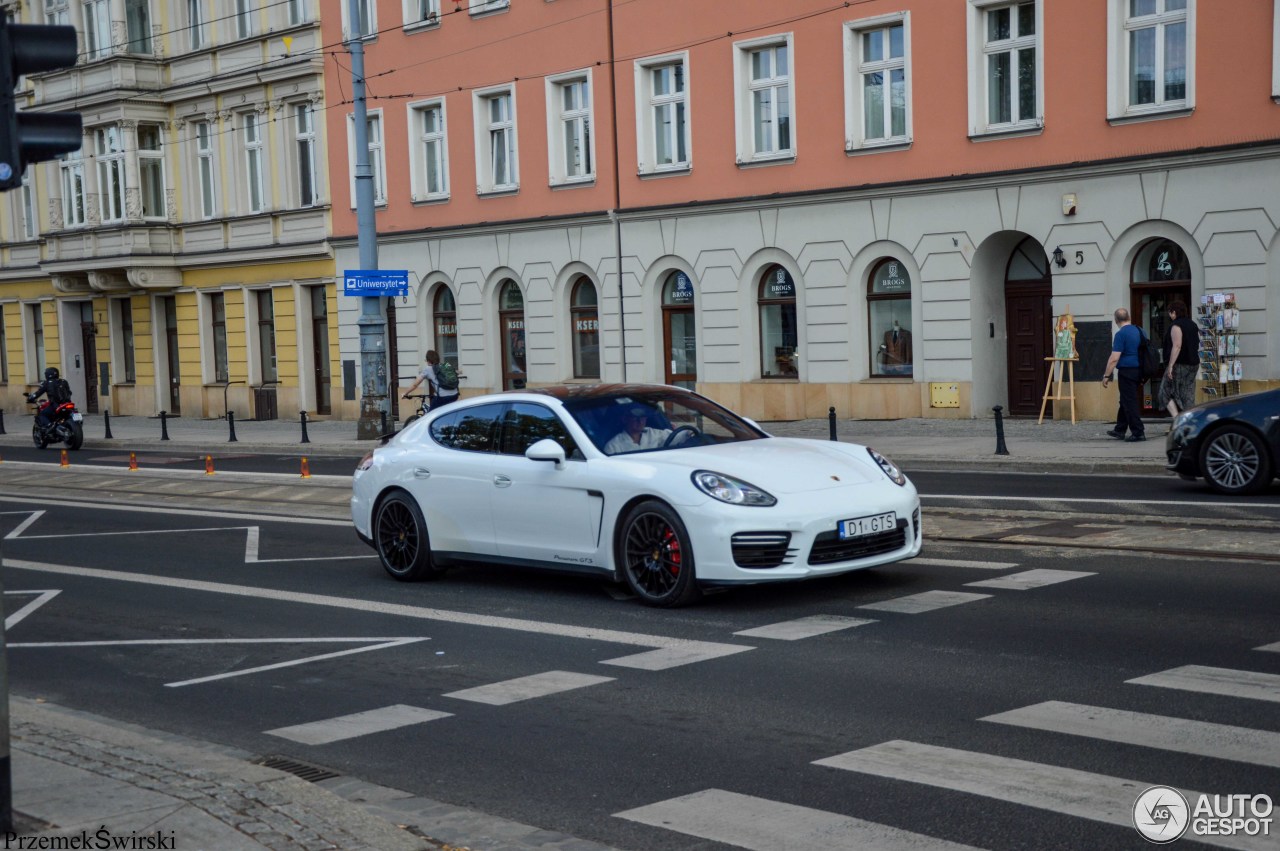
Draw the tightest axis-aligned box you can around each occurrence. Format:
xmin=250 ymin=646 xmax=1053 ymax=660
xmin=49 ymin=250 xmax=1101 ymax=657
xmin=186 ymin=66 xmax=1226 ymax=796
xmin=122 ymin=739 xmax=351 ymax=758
xmin=28 ymin=398 xmax=84 ymax=450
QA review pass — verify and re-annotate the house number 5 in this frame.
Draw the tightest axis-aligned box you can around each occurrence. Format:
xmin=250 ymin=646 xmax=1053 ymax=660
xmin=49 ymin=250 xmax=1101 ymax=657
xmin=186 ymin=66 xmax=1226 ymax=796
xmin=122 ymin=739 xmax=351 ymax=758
xmin=1075 ymin=250 xmax=1084 ymax=266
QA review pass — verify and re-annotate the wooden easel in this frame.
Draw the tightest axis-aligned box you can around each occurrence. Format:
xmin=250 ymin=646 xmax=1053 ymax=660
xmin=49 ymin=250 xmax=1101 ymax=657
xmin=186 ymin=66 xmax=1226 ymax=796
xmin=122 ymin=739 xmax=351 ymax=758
xmin=1037 ymin=357 xmax=1077 ymax=424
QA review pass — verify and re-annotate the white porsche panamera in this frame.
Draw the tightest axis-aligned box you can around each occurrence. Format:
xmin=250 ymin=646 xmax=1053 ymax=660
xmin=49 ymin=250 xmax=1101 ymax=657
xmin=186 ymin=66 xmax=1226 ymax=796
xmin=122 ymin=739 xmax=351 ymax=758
xmin=352 ymin=384 xmax=922 ymax=607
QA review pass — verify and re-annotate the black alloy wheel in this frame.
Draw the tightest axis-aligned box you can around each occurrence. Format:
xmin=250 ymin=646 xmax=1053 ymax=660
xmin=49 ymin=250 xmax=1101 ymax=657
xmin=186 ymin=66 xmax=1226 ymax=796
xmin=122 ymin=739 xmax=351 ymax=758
xmin=374 ymin=492 xmax=444 ymax=581
xmin=68 ymin=422 xmax=84 ymax=450
xmin=619 ymin=500 xmax=700 ymax=607
xmin=1200 ymin=425 xmax=1273 ymax=496
xmin=31 ymin=424 xmax=47 ymax=450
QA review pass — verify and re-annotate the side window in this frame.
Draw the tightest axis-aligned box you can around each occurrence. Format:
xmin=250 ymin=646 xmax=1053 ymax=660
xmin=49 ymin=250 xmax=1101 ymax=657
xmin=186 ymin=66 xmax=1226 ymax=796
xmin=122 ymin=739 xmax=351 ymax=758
xmin=429 ymin=403 xmax=504 ymax=452
xmin=497 ymin=403 xmax=580 ymax=459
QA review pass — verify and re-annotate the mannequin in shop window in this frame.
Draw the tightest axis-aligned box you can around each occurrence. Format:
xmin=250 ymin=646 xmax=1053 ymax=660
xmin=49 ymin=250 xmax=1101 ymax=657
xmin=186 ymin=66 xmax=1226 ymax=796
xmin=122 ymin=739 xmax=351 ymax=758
xmin=880 ymin=321 xmax=912 ymax=374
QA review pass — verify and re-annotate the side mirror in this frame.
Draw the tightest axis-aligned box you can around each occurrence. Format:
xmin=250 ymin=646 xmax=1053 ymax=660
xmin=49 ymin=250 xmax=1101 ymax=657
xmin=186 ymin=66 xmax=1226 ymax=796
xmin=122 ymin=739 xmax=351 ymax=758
xmin=525 ymin=438 xmax=566 ymax=468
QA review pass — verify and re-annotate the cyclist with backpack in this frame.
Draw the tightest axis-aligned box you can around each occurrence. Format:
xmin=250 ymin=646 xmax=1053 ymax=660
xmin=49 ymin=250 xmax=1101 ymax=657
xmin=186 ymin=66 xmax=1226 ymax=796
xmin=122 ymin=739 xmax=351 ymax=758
xmin=403 ymin=350 xmax=459 ymax=412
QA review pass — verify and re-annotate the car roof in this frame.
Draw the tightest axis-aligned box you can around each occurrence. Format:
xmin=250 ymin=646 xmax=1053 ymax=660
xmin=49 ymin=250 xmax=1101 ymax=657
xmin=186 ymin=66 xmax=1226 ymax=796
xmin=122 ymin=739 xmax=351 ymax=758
xmin=525 ymin=383 xmax=697 ymax=403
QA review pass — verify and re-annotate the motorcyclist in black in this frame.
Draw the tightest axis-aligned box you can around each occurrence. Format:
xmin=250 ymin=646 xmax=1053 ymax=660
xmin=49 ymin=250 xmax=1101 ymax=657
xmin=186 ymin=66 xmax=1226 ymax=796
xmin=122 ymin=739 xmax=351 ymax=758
xmin=28 ymin=367 xmax=73 ymax=434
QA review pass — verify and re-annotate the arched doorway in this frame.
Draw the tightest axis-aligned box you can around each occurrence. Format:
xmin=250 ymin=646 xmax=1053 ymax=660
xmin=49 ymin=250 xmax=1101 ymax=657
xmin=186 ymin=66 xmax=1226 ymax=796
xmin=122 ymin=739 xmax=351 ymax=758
xmin=497 ymin=280 xmax=526 ymax=390
xmin=1131 ymin=238 xmax=1191 ymax=415
xmin=1004 ymin=237 xmax=1052 ymax=416
xmin=661 ymin=271 xmax=696 ymax=389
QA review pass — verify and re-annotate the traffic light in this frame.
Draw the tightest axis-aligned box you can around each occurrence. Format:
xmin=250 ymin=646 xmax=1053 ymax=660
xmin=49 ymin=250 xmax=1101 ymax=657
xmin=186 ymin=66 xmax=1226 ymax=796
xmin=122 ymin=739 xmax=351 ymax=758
xmin=0 ymin=18 xmax=81 ymax=192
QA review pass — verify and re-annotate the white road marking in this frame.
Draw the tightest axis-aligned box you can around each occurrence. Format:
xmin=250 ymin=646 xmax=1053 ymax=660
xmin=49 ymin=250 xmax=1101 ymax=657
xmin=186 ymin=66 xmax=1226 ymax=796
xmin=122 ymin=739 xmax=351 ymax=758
xmin=734 ymin=615 xmax=876 ymax=640
xmin=922 ymin=493 xmax=1280 ymax=510
xmin=615 ymin=789 xmax=981 ymax=851
xmin=983 ymin=701 xmax=1280 ymax=767
xmin=1127 ymin=665 xmax=1280 ymax=703
xmin=815 ymin=741 xmax=1271 ymax=851
xmin=1 ymin=510 xmax=45 ymax=540
xmin=10 ymin=637 xmax=420 ymax=648
xmin=166 ymin=638 xmax=429 ymax=687
xmin=965 ymin=569 xmax=1095 ymax=590
xmin=856 ymin=590 xmax=991 ymax=614
xmin=1255 ymin=641 xmax=1280 ymax=653
xmin=909 ymin=557 xmax=1018 ymax=570
xmin=3 ymin=559 xmax=753 ymax=665
xmin=0 ymin=495 xmax=351 ymax=526
xmin=266 ymin=704 xmax=451 ymax=745
xmin=444 ymin=670 xmax=614 ymax=705
xmin=600 ymin=644 xmax=753 ymax=670
xmin=3 ymin=590 xmax=60 ymax=629
xmin=242 ymin=526 xmax=375 ymax=563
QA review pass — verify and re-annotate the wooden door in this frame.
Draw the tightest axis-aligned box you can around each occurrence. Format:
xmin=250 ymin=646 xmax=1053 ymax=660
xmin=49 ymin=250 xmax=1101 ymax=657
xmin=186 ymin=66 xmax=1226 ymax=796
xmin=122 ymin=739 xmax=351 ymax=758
xmin=310 ymin=287 xmax=331 ymax=415
xmin=1005 ymin=282 xmax=1051 ymax=416
xmin=80 ymin=315 xmax=99 ymax=414
xmin=162 ymin=296 xmax=180 ymax=414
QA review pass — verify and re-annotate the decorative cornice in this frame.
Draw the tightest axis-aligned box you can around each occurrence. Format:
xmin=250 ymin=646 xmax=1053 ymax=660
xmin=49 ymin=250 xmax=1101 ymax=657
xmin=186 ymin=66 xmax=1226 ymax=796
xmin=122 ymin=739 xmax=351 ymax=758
xmin=86 ymin=270 xmax=131 ymax=292
xmin=52 ymin=274 xmax=93 ymax=294
xmin=127 ymin=267 xmax=182 ymax=289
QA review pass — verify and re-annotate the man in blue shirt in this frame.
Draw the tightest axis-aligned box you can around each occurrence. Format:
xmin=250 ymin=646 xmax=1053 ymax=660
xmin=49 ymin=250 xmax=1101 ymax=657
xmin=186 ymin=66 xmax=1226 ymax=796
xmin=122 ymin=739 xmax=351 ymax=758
xmin=1101 ymin=307 xmax=1145 ymax=441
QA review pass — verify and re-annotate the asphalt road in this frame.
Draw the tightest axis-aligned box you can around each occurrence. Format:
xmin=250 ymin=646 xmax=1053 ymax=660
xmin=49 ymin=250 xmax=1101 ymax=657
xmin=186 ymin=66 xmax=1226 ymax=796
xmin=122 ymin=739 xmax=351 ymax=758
xmin=3 ymin=495 xmax=1278 ymax=851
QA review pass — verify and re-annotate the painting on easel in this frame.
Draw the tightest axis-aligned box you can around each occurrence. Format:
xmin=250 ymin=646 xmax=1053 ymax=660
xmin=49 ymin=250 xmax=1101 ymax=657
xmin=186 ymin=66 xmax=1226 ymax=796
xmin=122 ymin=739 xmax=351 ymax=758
xmin=1053 ymin=308 xmax=1078 ymax=360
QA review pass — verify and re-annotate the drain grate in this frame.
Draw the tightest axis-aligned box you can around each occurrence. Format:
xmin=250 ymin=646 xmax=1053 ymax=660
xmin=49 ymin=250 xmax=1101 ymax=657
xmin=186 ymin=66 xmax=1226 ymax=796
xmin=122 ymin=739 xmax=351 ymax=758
xmin=250 ymin=754 xmax=341 ymax=783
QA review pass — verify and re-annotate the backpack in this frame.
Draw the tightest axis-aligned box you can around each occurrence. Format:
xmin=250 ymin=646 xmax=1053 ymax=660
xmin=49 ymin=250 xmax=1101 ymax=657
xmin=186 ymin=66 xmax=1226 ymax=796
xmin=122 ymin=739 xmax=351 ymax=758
xmin=48 ymin=378 xmax=72 ymax=404
xmin=434 ymin=360 xmax=459 ymax=391
xmin=1137 ymin=328 xmax=1163 ymax=381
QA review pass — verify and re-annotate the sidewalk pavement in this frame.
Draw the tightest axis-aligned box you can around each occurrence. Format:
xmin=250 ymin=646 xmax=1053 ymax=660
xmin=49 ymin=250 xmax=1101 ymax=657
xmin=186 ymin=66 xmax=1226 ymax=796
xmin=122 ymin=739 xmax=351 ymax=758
xmin=0 ymin=409 xmax=1170 ymax=474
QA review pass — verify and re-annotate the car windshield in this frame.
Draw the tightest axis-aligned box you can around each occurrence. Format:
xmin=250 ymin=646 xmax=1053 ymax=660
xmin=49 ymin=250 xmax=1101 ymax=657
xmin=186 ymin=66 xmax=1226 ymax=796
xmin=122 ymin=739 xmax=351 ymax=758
xmin=564 ymin=390 xmax=767 ymax=456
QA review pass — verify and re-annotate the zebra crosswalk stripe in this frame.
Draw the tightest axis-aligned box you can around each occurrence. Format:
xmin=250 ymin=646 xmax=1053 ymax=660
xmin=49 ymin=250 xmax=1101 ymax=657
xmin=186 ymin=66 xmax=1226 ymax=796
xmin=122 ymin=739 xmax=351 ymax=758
xmin=815 ymin=741 xmax=1271 ymax=851
xmin=965 ymin=569 xmax=1095 ymax=590
xmin=615 ymin=788 xmax=981 ymax=851
xmin=443 ymin=670 xmax=614 ymax=705
xmin=734 ymin=615 xmax=876 ymax=640
xmin=909 ymin=557 xmax=1018 ymax=570
xmin=265 ymin=704 xmax=451 ymax=745
xmin=1126 ymin=665 xmax=1280 ymax=703
xmin=982 ymin=701 xmax=1280 ymax=768
xmin=857 ymin=590 xmax=991 ymax=614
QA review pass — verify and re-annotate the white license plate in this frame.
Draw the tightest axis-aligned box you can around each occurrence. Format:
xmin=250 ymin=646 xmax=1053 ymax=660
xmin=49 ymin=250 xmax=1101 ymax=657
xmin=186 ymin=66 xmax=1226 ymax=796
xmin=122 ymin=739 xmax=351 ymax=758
xmin=838 ymin=512 xmax=896 ymax=539
xmin=71 ymin=412 xmax=83 ymax=422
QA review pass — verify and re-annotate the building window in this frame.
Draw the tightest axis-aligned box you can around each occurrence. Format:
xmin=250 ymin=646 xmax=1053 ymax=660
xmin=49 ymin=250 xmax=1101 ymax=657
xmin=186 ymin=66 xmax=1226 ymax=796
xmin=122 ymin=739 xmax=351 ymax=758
xmin=94 ymin=126 xmax=125 ymax=223
xmin=20 ymin=169 xmax=35 ymax=240
xmin=1110 ymin=0 xmax=1193 ymax=118
xmin=138 ymin=124 xmax=166 ymax=219
xmin=44 ymin=0 xmax=71 ymax=26
xmin=407 ymin=0 xmax=438 ymax=26
xmin=257 ymin=290 xmax=277 ymax=383
xmin=469 ymin=0 xmax=509 ymax=15
xmin=288 ymin=0 xmax=305 ymax=26
xmin=969 ymin=1 xmax=1042 ymax=136
xmin=758 ymin=265 xmax=798 ymax=378
xmin=0 ymin=305 xmax=8 ymax=383
xmin=410 ymin=100 xmax=448 ymax=200
xmin=347 ymin=112 xmax=387 ymax=205
xmin=235 ymin=0 xmax=254 ymax=39
xmin=125 ymin=0 xmax=151 ymax=53
xmin=117 ymin=298 xmax=136 ymax=383
xmin=195 ymin=121 xmax=216 ymax=218
xmin=210 ymin=293 xmax=229 ymax=383
xmin=570 ymin=278 xmax=600 ymax=379
xmin=60 ymin=151 xmax=86 ymax=227
xmin=548 ymin=74 xmax=593 ymax=184
xmin=636 ymin=56 xmax=689 ymax=174
xmin=868 ymin=258 xmax=913 ymax=377
xmin=345 ymin=0 xmax=374 ymax=37
xmin=433 ymin=287 xmax=458 ymax=370
xmin=187 ymin=0 xmax=205 ymax=49
xmin=735 ymin=38 xmax=793 ymax=162
xmin=475 ymin=89 xmax=517 ymax=193
xmin=294 ymin=103 xmax=317 ymax=207
xmin=242 ymin=112 xmax=266 ymax=213
xmin=846 ymin=14 xmax=910 ymax=150
xmin=83 ymin=0 xmax=110 ymax=59
xmin=29 ymin=304 xmax=46 ymax=379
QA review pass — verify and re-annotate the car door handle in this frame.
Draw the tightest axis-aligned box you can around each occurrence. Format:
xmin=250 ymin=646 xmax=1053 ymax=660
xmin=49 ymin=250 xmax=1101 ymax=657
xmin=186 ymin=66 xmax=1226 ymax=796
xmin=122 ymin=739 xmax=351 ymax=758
xmin=493 ymin=475 xmax=512 ymax=488
xmin=413 ymin=467 xmax=430 ymax=479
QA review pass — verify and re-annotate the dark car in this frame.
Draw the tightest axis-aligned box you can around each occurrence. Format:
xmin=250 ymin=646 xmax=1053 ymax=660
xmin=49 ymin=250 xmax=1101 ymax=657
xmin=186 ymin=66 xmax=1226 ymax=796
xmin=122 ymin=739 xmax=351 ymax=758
xmin=1166 ymin=388 xmax=1280 ymax=494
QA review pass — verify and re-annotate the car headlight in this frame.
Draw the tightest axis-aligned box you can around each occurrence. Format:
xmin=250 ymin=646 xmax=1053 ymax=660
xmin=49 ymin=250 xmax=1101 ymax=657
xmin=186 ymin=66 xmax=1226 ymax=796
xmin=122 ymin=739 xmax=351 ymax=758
xmin=356 ymin=451 xmax=375 ymax=472
xmin=867 ymin=447 xmax=906 ymax=486
xmin=691 ymin=470 xmax=777 ymax=506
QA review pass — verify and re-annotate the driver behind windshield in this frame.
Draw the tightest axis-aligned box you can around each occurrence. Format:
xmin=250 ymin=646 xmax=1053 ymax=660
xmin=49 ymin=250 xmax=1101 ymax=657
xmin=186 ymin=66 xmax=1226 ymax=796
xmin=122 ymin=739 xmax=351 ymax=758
xmin=603 ymin=405 xmax=672 ymax=455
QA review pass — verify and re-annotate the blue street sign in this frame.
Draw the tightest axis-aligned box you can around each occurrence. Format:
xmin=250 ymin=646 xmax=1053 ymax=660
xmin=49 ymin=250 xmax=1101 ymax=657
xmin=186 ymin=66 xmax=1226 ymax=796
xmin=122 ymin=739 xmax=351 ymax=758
xmin=344 ymin=269 xmax=409 ymax=297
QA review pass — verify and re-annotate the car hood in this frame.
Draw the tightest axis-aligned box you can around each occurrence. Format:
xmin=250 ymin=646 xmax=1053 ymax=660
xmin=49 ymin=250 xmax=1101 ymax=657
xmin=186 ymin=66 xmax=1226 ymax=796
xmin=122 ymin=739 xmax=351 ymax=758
xmin=633 ymin=437 xmax=886 ymax=493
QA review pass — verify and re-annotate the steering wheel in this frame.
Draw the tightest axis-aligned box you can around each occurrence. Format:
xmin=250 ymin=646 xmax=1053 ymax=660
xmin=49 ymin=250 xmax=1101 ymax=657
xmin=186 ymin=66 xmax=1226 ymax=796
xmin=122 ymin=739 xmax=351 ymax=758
xmin=663 ymin=424 xmax=702 ymax=448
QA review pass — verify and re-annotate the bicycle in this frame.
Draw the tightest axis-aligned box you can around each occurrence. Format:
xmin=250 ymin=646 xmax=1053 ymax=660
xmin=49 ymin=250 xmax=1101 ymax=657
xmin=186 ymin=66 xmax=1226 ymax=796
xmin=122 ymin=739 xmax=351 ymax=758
xmin=401 ymin=393 xmax=431 ymax=426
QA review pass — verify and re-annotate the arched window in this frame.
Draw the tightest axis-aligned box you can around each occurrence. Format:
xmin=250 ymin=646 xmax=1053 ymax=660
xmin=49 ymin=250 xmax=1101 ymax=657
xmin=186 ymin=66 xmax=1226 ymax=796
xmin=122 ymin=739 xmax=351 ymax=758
xmin=868 ymin=258 xmax=912 ymax=376
xmin=759 ymin=265 xmax=798 ymax=378
xmin=498 ymin=279 xmax=526 ymax=390
xmin=432 ymin=287 xmax=458 ymax=370
xmin=570 ymin=277 xmax=599 ymax=379
xmin=662 ymin=271 xmax=697 ymax=388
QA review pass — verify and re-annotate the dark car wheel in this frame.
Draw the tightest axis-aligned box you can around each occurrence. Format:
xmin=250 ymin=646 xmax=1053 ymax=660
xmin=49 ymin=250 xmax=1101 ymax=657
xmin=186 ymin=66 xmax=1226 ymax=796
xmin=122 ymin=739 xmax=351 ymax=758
xmin=618 ymin=500 xmax=701 ymax=608
xmin=32 ymin=425 xmax=47 ymax=450
xmin=1200 ymin=425 xmax=1274 ymax=495
xmin=374 ymin=492 xmax=444 ymax=581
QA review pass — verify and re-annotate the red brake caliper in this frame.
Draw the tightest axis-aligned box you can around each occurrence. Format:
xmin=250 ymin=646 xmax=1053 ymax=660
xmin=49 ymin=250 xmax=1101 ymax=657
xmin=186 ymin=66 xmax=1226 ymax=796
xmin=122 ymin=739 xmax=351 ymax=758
xmin=662 ymin=529 xmax=681 ymax=575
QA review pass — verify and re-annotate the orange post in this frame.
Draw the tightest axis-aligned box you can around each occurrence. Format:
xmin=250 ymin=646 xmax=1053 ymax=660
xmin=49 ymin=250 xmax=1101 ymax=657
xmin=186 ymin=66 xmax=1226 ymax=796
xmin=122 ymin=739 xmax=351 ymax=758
xmin=60 ymin=449 xmax=69 ymax=468
xmin=205 ymin=454 xmax=215 ymax=475
xmin=300 ymin=456 xmax=311 ymax=479
xmin=128 ymin=451 xmax=138 ymax=471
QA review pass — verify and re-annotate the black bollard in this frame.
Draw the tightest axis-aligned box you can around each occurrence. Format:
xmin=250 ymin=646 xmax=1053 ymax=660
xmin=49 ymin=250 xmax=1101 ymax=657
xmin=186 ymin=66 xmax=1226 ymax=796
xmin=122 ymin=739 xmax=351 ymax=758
xmin=379 ymin=410 xmax=389 ymax=445
xmin=0 ymin=409 xmax=5 ymax=435
xmin=992 ymin=405 xmax=1010 ymax=455
xmin=103 ymin=409 xmax=113 ymax=439
xmin=160 ymin=410 xmax=170 ymax=441
xmin=828 ymin=406 xmax=837 ymax=441
xmin=300 ymin=410 xmax=311 ymax=444
xmin=227 ymin=410 xmax=238 ymax=443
